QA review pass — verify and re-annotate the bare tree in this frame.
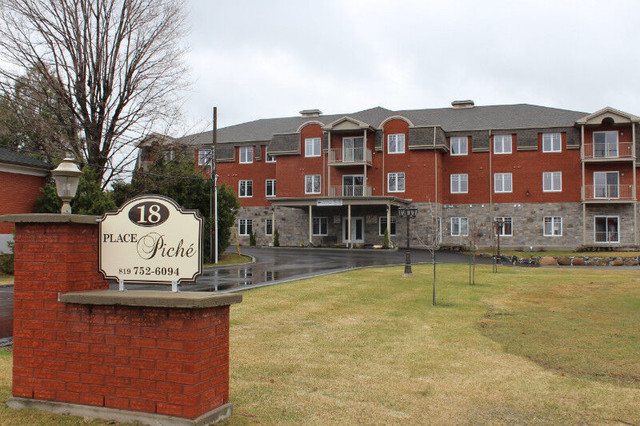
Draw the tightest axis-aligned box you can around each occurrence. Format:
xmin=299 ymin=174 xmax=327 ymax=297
xmin=465 ymin=219 xmax=483 ymax=285
xmin=0 ymin=0 xmax=188 ymax=187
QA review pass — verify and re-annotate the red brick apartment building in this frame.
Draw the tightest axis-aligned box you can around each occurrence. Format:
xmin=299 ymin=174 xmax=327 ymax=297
xmin=138 ymin=101 xmax=640 ymax=250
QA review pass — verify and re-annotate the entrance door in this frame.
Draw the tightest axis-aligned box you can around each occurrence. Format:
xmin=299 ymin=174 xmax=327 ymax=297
xmin=342 ymin=216 xmax=364 ymax=244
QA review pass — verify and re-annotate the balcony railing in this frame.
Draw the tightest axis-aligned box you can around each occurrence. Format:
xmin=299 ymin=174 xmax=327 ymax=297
xmin=583 ymin=142 xmax=634 ymax=160
xmin=582 ymin=184 xmax=634 ymax=201
xmin=328 ymin=148 xmax=372 ymax=166
xmin=329 ymin=184 xmax=373 ymax=197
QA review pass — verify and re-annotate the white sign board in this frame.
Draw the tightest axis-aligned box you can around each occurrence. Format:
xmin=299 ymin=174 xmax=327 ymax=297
xmin=317 ymin=199 xmax=343 ymax=206
xmin=99 ymin=195 xmax=203 ymax=284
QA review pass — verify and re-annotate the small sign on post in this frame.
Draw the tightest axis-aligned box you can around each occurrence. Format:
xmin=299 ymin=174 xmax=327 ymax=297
xmin=99 ymin=195 xmax=203 ymax=288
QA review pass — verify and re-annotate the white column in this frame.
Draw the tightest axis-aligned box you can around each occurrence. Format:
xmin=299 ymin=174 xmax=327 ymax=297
xmin=308 ymin=205 xmax=313 ymax=245
xmin=363 ymin=129 xmax=368 ymax=195
xmin=581 ymin=125 xmax=587 ymax=245
xmin=387 ymin=202 xmax=392 ymax=247
xmin=348 ymin=204 xmax=352 ymax=248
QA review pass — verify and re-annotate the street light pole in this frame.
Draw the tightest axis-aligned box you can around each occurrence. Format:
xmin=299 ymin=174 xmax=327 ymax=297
xmin=399 ymin=206 xmax=418 ymax=277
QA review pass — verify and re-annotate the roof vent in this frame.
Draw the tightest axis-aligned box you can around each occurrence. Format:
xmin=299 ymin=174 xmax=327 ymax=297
xmin=299 ymin=109 xmax=322 ymax=117
xmin=451 ymin=100 xmax=475 ymax=109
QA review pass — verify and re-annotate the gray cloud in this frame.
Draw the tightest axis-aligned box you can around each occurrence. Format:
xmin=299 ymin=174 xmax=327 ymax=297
xmin=176 ymin=0 xmax=640 ymax=132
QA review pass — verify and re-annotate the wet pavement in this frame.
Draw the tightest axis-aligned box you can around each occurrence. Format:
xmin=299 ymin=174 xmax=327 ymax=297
xmin=0 ymin=248 xmax=492 ymax=338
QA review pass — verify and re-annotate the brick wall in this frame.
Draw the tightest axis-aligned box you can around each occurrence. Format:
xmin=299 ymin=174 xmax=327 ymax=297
xmin=12 ymin=219 xmax=234 ymax=421
xmin=0 ymin=172 xmax=46 ymax=234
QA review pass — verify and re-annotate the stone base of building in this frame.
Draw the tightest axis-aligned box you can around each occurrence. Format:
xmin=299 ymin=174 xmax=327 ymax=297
xmin=7 ymin=397 xmax=232 ymax=426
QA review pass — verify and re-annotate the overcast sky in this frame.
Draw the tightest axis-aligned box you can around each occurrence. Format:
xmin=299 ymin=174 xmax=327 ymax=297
xmin=176 ymin=0 xmax=640 ymax=133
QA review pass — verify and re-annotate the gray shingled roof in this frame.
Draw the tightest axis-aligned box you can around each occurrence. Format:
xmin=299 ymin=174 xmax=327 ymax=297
xmin=0 ymin=148 xmax=53 ymax=170
xmin=175 ymin=104 xmax=588 ymax=146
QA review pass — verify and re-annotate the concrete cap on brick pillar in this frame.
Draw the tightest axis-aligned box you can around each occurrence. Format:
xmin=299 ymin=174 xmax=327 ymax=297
xmin=0 ymin=213 xmax=100 ymax=224
xmin=61 ymin=289 xmax=242 ymax=308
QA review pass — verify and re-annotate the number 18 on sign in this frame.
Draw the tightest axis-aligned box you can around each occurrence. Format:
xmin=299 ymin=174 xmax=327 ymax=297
xmin=99 ymin=195 xmax=203 ymax=286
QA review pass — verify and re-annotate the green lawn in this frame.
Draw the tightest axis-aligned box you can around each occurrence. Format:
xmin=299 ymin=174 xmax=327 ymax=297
xmin=204 ymin=253 xmax=251 ymax=268
xmin=1 ymin=265 xmax=639 ymax=424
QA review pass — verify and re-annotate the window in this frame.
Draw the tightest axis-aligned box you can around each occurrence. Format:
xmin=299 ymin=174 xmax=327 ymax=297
xmin=305 ymin=137 xmax=321 ymax=157
xmin=239 ymin=146 xmax=253 ymax=164
xmin=542 ymin=133 xmax=561 ymax=153
xmin=450 ymin=217 xmax=469 ymax=236
xmin=543 ymin=171 xmax=562 ymax=192
xmin=343 ymin=175 xmax=365 ymax=196
xmin=494 ymin=173 xmax=512 ymax=193
xmin=198 ymin=149 xmax=211 ymax=166
xmin=543 ymin=217 xmax=562 ymax=236
xmin=450 ymin=174 xmax=468 ymax=194
xmin=387 ymin=172 xmax=405 ymax=193
xmin=305 ymin=175 xmax=321 ymax=194
xmin=312 ymin=217 xmax=328 ymax=236
xmin=450 ymin=137 xmax=468 ymax=156
xmin=493 ymin=135 xmax=512 ymax=154
xmin=593 ymin=131 xmax=619 ymax=158
xmin=378 ymin=216 xmax=397 ymax=236
xmin=163 ymin=150 xmax=175 ymax=162
xmin=595 ymin=216 xmax=619 ymax=243
xmin=238 ymin=219 xmax=253 ymax=236
xmin=265 ymin=219 xmax=273 ymax=236
xmin=343 ymin=137 xmax=365 ymax=162
xmin=594 ymin=171 xmax=619 ymax=198
xmin=265 ymin=152 xmax=276 ymax=163
xmin=494 ymin=217 xmax=513 ymax=236
xmin=266 ymin=179 xmax=276 ymax=197
xmin=239 ymin=180 xmax=253 ymax=197
xmin=388 ymin=134 xmax=405 ymax=154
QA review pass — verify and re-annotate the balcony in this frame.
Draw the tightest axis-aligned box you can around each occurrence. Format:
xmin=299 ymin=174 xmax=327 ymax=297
xmin=582 ymin=142 xmax=634 ymax=161
xmin=582 ymin=184 xmax=635 ymax=203
xmin=328 ymin=148 xmax=372 ymax=167
xmin=329 ymin=184 xmax=373 ymax=197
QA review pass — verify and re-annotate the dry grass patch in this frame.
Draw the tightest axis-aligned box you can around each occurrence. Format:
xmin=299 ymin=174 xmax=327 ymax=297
xmin=229 ymin=265 xmax=640 ymax=424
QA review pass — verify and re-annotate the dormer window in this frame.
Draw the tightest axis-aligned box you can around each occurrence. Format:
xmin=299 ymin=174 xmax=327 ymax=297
xmin=239 ymin=146 xmax=253 ymax=164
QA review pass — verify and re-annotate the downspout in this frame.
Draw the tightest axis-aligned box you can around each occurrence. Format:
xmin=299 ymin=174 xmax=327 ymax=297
xmin=633 ymin=123 xmax=638 ymax=246
xmin=434 ymin=126 xmax=438 ymax=234
xmin=581 ymin=125 xmax=586 ymax=246
xmin=489 ymin=130 xmax=493 ymax=245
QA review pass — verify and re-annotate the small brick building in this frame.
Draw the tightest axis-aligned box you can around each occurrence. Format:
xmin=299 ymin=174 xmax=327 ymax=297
xmin=0 ymin=148 xmax=52 ymax=252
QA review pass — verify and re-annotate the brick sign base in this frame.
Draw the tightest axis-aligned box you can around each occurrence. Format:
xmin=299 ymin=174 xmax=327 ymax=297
xmin=0 ymin=214 xmax=241 ymax=425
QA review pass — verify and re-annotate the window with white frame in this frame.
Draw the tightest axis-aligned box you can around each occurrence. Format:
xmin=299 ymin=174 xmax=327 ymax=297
xmin=450 ymin=217 xmax=469 ymax=236
xmin=265 ymin=219 xmax=273 ymax=236
xmin=594 ymin=216 xmax=619 ymax=243
xmin=450 ymin=136 xmax=468 ymax=156
xmin=387 ymin=172 xmax=405 ymax=192
xmin=198 ymin=149 xmax=212 ymax=166
xmin=163 ymin=150 xmax=175 ymax=162
xmin=312 ymin=217 xmax=328 ymax=235
xmin=494 ymin=217 xmax=513 ymax=236
xmin=305 ymin=137 xmax=321 ymax=157
xmin=493 ymin=135 xmax=512 ymax=154
xmin=543 ymin=216 xmax=562 ymax=236
xmin=593 ymin=131 xmax=619 ymax=158
xmin=450 ymin=174 xmax=468 ymax=194
xmin=378 ymin=216 xmax=397 ymax=236
xmin=543 ymin=171 xmax=562 ymax=192
xmin=265 ymin=151 xmax=276 ymax=163
xmin=239 ymin=146 xmax=253 ymax=163
xmin=388 ymin=134 xmax=405 ymax=154
xmin=239 ymin=180 xmax=253 ymax=197
xmin=305 ymin=175 xmax=321 ymax=194
xmin=542 ymin=133 xmax=562 ymax=153
xmin=494 ymin=173 xmax=512 ymax=193
xmin=265 ymin=179 xmax=276 ymax=197
xmin=594 ymin=171 xmax=619 ymax=198
xmin=238 ymin=219 xmax=253 ymax=236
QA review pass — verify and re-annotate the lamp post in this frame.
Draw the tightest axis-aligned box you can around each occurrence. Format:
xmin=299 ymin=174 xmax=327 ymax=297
xmin=51 ymin=158 xmax=82 ymax=214
xmin=493 ymin=218 xmax=505 ymax=273
xmin=398 ymin=206 xmax=418 ymax=276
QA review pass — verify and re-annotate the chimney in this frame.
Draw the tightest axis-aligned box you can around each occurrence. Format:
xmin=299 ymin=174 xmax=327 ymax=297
xmin=451 ymin=100 xmax=475 ymax=109
xmin=299 ymin=109 xmax=322 ymax=117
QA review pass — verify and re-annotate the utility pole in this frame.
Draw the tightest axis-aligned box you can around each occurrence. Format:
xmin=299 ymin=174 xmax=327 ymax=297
xmin=210 ymin=107 xmax=218 ymax=264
